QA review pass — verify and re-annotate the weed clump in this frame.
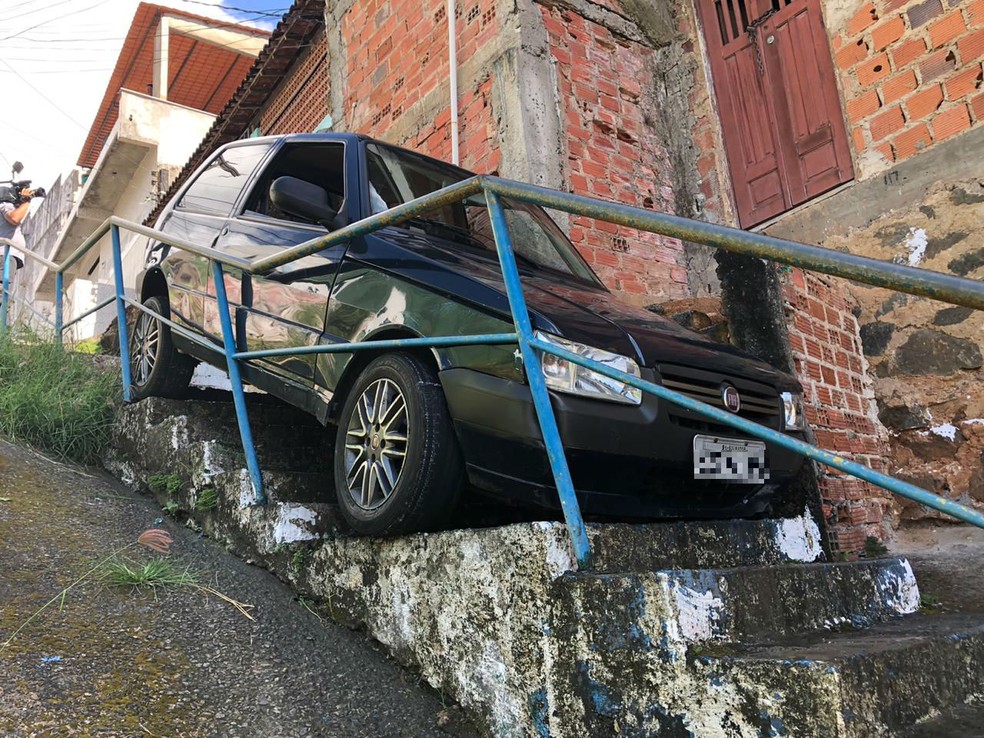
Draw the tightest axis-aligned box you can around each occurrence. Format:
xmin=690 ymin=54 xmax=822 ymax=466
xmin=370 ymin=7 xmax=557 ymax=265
xmin=148 ymin=473 xmax=183 ymax=497
xmin=0 ymin=331 xmax=119 ymax=462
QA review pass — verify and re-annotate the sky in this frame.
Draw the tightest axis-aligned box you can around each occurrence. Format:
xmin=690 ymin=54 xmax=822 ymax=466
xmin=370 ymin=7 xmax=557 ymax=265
xmin=0 ymin=0 xmax=285 ymax=192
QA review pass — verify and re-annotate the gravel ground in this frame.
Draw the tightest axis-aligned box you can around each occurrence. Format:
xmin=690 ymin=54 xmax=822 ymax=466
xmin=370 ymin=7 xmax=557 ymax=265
xmin=0 ymin=439 xmax=477 ymax=738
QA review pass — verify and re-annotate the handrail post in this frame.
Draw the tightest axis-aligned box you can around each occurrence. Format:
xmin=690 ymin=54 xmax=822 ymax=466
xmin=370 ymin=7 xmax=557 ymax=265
xmin=211 ymin=260 xmax=265 ymax=505
xmin=54 ymin=272 xmax=63 ymax=348
xmin=110 ymin=225 xmax=134 ymax=402
xmin=484 ymin=190 xmax=593 ymax=569
xmin=1 ymin=244 xmax=10 ymax=337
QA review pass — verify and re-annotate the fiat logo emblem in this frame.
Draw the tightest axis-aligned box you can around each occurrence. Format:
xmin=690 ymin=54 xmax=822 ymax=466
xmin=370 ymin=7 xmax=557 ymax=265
xmin=722 ymin=384 xmax=741 ymax=413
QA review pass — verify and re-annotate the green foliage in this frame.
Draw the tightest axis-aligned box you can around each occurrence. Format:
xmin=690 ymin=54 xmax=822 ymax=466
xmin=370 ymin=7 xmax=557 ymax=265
xmin=194 ymin=486 xmax=218 ymax=512
xmin=72 ymin=338 xmax=102 ymax=355
xmin=99 ymin=558 xmax=197 ymax=589
xmin=148 ymin=473 xmax=183 ymax=497
xmin=162 ymin=500 xmax=180 ymax=516
xmin=0 ymin=332 xmax=119 ymax=462
xmin=863 ymin=536 xmax=889 ymax=558
xmin=289 ymin=548 xmax=309 ymax=574
xmin=920 ymin=592 xmax=942 ymax=610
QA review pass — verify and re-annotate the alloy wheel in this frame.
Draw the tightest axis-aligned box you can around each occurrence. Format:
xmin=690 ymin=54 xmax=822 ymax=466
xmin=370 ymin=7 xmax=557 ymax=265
xmin=131 ymin=310 xmax=160 ymax=386
xmin=342 ymin=377 xmax=409 ymax=511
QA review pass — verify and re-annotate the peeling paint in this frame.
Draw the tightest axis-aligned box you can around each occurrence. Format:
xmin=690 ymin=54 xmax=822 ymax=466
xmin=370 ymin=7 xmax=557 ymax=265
xmin=927 ymin=423 xmax=959 ymax=441
xmin=876 ymin=559 xmax=920 ymax=614
xmin=905 ymin=227 xmax=929 ymax=266
xmin=773 ymin=511 xmax=824 ymax=563
xmin=272 ymin=503 xmax=320 ymax=544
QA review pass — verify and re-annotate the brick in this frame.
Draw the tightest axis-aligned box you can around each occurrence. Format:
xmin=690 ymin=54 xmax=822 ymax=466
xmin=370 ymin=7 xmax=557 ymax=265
xmin=876 ymin=140 xmax=896 ymax=161
xmin=945 ymin=63 xmax=984 ymax=97
xmin=881 ymin=69 xmax=919 ymax=101
xmin=892 ymin=37 xmax=928 ymax=67
xmin=848 ymin=2 xmax=881 ymax=35
xmin=958 ymin=27 xmax=984 ymax=61
xmin=856 ymin=52 xmax=893 ymax=85
xmin=908 ymin=0 xmax=944 ymax=27
xmin=847 ymin=88 xmax=883 ymax=120
xmin=919 ymin=48 xmax=958 ymax=80
xmin=927 ymin=11 xmax=966 ymax=46
xmin=872 ymin=16 xmax=907 ymax=48
xmin=870 ymin=104 xmax=907 ymax=138
xmin=969 ymin=0 xmax=984 ymax=25
xmin=852 ymin=126 xmax=868 ymax=152
xmin=931 ymin=102 xmax=972 ymax=138
xmin=893 ymin=122 xmax=933 ymax=158
xmin=907 ymin=82 xmax=946 ymax=116
xmin=972 ymin=90 xmax=984 ymax=119
xmin=837 ymin=38 xmax=871 ymax=69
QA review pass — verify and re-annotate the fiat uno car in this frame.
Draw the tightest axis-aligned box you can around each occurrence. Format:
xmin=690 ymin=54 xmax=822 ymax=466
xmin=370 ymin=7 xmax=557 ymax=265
xmin=133 ymin=133 xmax=807 ymax=535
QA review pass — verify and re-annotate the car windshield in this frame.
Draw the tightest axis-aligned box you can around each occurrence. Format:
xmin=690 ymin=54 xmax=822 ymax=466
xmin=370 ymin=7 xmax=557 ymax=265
xmin=365 ymin=143 xmax=603 ymax=287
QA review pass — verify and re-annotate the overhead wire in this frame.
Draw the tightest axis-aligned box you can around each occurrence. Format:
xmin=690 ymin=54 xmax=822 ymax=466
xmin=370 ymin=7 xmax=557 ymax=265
xmin=0 ymin=0 xmax=92 ymax=24
xmin=0 ymin=59 xmax=86 ymax=129
xmin=0 ymin=0 xmax=115 ymax=42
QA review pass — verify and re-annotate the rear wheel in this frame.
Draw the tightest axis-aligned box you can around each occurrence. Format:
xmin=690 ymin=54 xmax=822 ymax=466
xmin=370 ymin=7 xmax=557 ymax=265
xmin=333 ymin=352 xmax=463 ymax=536
xmin=129 ymin=295 xmax=195 ymax=400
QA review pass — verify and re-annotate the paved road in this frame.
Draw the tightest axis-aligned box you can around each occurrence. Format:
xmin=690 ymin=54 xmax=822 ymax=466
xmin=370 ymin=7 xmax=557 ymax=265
xmin=0 ymin=440 xmax=476 ymax=737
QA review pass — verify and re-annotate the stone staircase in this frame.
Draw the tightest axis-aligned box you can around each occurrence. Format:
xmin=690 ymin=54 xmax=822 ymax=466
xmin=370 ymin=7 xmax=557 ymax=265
xmin=107 ymin=395 xmax=984 ymax=737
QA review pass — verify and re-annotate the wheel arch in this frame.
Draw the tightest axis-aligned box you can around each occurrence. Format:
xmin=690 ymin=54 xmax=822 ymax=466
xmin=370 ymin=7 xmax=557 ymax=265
xmin=139 ymin=267 xmax=169 ymax=304
xmin=326 ymin=326 xmax=443 ymax=424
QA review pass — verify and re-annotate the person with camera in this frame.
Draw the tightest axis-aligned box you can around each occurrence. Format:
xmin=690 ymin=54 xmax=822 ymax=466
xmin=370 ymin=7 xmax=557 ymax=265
xmin=0 ymin=187 xmax=35 ymax=275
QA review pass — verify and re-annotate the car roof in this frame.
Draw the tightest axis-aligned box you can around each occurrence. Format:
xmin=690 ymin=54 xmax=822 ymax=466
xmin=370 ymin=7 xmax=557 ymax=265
xmin=222 ymin=132 xmax=478 ymax=177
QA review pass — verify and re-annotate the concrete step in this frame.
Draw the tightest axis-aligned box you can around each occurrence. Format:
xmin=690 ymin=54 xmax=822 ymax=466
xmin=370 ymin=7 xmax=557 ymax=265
xmin=550 ymin=605 xmax=984 ymax=736
xmin=900 ymin=701 xmax=984 ymax=737
xmin=558 ymin=558 xmax=919 ymax=657
xmin=587 ymin=513 xmax=825 ymax=571
xmin=702 ymin=614 xmax=984 ymax=737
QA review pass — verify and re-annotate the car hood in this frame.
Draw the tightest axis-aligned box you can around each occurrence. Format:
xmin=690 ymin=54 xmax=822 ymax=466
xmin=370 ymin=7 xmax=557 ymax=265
xmin=520 ymin=277 xmax=796 ymax=387
xmin=388 ymin=231 xmax=797 ymax=389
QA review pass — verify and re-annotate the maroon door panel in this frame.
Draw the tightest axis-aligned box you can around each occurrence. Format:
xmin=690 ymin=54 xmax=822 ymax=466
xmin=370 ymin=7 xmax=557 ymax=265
xmin=697 ymin=0 xmax=853 ymax=228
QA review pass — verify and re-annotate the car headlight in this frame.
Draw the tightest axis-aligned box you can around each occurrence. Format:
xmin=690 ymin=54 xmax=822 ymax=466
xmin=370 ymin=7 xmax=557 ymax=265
xmin=781 ymin=391 xmax=807 ymax=430
xmin=535 ymin=331 xmax=642 ymax=405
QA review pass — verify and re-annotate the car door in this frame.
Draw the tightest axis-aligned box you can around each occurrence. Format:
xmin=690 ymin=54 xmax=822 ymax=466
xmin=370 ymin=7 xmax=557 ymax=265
xmin=207 ymin=139 xmax=354 ymax=385
xmin=163 ymin=142 xmax=272 ymax=333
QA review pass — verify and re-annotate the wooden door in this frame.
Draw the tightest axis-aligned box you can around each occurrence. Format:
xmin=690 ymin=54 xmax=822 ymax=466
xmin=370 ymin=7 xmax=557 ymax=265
xmin=698 ymin=0 xmax=853 ymax=228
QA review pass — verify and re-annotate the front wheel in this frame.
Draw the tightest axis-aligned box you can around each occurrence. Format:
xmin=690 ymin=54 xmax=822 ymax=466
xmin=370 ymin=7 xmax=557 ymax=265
xmin=129 ymin=295 xmax=195 ymax=400
xmin=333 ymin=352 xmax=463 ymax=536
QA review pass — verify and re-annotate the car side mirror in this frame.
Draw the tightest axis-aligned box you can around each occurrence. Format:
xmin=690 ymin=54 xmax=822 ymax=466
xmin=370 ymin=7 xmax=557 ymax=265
xmin=269 ymin=176 xmax=338 ymax=227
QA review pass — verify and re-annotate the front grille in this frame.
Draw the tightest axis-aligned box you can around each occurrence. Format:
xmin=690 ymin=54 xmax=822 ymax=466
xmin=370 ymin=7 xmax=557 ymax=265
xmin=658 ymin=364 xmax=781 ymax=423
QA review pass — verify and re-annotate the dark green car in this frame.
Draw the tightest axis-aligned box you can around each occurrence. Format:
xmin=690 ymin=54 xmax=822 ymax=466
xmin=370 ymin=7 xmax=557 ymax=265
xmin=134 ymin=133 xmax=807 ymax=535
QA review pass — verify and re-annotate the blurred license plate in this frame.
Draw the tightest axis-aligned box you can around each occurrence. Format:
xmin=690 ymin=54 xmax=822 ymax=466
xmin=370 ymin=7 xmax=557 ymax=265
xmin=693 ymin=435 xmax=769 ymax=484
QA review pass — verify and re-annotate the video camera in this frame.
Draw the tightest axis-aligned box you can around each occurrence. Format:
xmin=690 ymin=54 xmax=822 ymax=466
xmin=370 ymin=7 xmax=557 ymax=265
xmin=0 ymin=161 xmax=45 ymax=206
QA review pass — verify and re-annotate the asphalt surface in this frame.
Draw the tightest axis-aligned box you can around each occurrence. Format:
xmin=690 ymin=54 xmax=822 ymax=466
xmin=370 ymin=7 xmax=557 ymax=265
xmin=0 ymin=439 xmax=477 ymax=738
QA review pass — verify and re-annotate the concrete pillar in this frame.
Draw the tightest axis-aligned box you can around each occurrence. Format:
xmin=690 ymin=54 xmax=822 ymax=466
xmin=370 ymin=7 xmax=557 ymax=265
xmin=153 ymin=16 xmax=169 ymax=100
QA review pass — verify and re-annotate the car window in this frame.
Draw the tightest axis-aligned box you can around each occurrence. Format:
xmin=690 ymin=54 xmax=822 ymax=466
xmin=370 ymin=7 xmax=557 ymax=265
xmin=365 ymin=143 xmax=602 ymax=286
xmin=242 ymin=142 xmax=346 ymax=226
xmin=178 ymin=144 xmax=271 ymax=217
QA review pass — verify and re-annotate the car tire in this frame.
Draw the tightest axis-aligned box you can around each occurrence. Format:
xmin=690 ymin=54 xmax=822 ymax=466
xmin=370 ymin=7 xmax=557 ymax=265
xmin=333 ymin=352 xmax=463 ymax=536
xmin=129 ymin=295 xmax=196 ymax=401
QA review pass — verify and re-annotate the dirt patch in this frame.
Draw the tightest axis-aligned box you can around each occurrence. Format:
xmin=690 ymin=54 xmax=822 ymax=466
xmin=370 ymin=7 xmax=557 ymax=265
xmin=0 ymin=440 xmax=474 ymax=737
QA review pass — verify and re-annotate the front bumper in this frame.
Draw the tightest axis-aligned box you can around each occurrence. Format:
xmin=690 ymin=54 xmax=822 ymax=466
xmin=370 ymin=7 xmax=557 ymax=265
xmin=439 ymin=367 xmax=807 ymax=519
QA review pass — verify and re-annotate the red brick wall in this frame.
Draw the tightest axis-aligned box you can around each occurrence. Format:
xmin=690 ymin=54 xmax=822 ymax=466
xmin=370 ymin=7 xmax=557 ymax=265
xmin=836 ymin=0 xmax=984 ymax=165
xmin=340 ymin=0 xmax=501 ymax=174
xmin=785 ymin=269 xmax=895 ymax=552
xmin=539 ymin=5 xmax=688 ymax=304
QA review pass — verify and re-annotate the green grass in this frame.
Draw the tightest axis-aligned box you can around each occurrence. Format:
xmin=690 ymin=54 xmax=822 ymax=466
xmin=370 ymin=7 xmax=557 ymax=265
xmin=0 ymin=331 xmax=119 ymax=463
xmin=194 ymin=487 xmax=218 ymax=512
xmin=148 ymin=473 xmax=183 ymax=497
xmin=99 ymin=558 xmax=198 ymax=589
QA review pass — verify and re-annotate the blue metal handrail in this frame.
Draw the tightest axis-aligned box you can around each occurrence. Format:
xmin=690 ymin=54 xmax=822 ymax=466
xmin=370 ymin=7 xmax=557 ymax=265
xmin=2 ymin=173 xmax=983 ymax=569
